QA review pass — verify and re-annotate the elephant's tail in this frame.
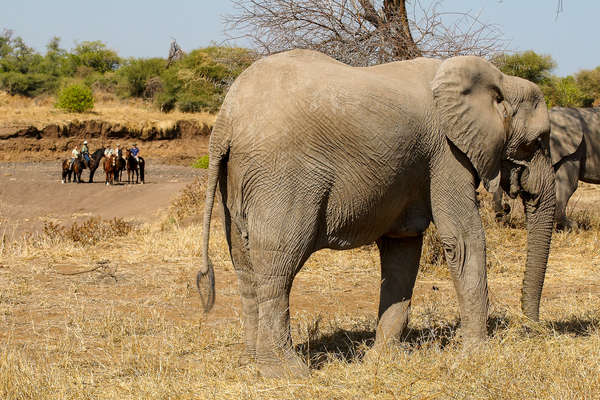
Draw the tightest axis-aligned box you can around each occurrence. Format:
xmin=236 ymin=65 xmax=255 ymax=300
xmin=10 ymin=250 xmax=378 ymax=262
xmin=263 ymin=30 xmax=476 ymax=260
xmin=198 ymin=120 xmax=230 ymax=313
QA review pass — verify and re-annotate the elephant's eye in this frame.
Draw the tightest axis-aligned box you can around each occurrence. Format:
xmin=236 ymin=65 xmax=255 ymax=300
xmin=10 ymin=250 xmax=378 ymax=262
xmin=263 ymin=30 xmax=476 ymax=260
xmin=493 ymin=88 xmax=504 ymax=103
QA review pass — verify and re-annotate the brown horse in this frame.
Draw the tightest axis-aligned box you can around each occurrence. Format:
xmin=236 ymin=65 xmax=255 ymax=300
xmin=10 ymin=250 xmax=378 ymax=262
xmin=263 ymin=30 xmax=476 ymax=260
xmin=61 ymin=157 xmax=84 ymax=183
xmin=61 ymin=159 xmax=72 ymax=183
xmin=103 ymin=154 xmax=116 ymax=185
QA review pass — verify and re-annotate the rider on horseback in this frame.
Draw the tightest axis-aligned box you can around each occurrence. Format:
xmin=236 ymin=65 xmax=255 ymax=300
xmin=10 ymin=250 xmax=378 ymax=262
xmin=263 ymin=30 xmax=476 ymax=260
xmin=130 ymin=143 xmax=140 ymax=162
xmin=70 ymin=147 xmax=80 ymax=169
xmin=81 ymin=140 xmax=90 ymax=167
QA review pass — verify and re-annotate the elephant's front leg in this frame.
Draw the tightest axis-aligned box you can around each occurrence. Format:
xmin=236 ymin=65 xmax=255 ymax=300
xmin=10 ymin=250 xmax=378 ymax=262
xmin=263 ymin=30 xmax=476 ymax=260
xmin=432 ymin=182 xmax=489 ymax=345
xmin=372 ymin=236 xmax=422 ymax=350
xmin=554 ymin=158 xmax=580 ymax=230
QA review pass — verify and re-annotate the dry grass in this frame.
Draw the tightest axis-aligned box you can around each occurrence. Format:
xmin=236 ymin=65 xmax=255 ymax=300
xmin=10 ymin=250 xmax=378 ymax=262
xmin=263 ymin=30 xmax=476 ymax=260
xmin=0 ymin=90 xmax=216 ymax=129
xmin=1 ymin=182 xmax=599 ymax=399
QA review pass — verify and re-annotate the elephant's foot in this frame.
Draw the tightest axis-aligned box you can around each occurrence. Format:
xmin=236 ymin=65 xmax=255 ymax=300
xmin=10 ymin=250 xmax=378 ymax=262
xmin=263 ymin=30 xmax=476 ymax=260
xmin=256 ymin=354 xmax=309 ymax=378
xmin=494 ymin=202 xmax=511 ymax=223
xmin=556 ymin=217 xmax=576 ymax=232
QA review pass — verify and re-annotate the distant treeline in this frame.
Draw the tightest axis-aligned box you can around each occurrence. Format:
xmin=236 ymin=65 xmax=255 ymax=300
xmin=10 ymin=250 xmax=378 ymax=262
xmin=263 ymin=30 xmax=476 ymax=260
xmin=492 ymin=51 xmax=600 ymax=108
xmin=1 ymin=30 xmax=599 ymax=111
xmin=0 ymin=30 xmax=255 ymax=113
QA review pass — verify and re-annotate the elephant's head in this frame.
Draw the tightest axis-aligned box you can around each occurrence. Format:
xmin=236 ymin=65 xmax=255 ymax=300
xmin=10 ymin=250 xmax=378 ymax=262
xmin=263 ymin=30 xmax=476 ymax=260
xmin=432 ymin=57 xmax=555 ymax=321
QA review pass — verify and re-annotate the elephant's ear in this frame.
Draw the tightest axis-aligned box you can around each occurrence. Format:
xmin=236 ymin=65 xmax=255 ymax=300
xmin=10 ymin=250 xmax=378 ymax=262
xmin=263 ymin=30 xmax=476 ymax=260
xmin=549 ymin=108 xmax=585 ymax=166
xmin=432 ymin=56 xmax=511 ymax=192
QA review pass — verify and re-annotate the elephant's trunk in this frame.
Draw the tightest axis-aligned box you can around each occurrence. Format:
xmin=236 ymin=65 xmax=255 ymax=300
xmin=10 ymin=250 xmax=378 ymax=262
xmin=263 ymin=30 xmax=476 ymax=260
xmin=519 ymin=150 xmax=556 ymax=321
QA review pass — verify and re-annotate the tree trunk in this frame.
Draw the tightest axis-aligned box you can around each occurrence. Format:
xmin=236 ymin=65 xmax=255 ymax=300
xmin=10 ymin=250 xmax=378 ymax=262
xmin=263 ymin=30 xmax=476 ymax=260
xmin=384 ymin=0 xmax=421 ymax=59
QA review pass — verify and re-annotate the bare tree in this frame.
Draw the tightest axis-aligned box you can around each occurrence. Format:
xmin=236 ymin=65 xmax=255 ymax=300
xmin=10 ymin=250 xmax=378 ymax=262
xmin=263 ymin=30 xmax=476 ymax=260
xmin=166 ymin=38 xmax=185 ymax=68
xmin=224 ymin=0 xmax=507 ymax=66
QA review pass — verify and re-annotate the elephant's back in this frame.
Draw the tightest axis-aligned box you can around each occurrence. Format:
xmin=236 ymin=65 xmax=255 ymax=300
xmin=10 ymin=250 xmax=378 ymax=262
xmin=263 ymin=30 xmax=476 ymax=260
xmin=222 ymin=50 xmax=434 ymax=152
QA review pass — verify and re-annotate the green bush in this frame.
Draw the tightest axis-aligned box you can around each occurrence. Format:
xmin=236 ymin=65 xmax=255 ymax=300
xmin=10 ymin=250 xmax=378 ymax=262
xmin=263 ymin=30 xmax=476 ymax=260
xmin=55 ymin=84 xmax=94 ymax=112
xmin=191 ymin=155 xmax=209 ymax=169
xmin=117 ymin=57 xmax=165 ymax=98
xmin=492 ymin=51 xmax=556 ymax=85
xmin=70 ymin=41 xmax=120 ymax=73
xmin=541 ymin=76 xmax=588 ymax=108
xmin=0 ymin=71 xmax=58 ymax=96
xmin=156 ymin=46 xmax=255 ymax=113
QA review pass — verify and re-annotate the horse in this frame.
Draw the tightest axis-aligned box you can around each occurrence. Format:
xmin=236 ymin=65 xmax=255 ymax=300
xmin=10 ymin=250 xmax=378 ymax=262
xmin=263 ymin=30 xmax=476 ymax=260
xmin=103 ymin=154 xmax=116 ymax=185
xmin=125 ymin=149 xmax=138 ymax=184
xmin=125 ymin=150 xmax=145 ymax=184
xmin=61 ymin=159 xmax=72 ymax=183
xmin=83 ymin=148 xmax=105 ymax=183
xmin=61 ymin=156 xmax=84 ymax=183
xmin=72 ymin=156 xmax=84 ymax=183
xmin=115 ymin=152 xmax=126 ymax=183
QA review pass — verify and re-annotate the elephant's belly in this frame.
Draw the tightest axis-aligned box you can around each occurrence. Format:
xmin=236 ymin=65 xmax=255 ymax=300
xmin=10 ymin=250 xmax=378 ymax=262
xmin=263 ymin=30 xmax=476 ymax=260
xmin=382 ymin=210 xmax=431 ymax=239
xmin=324 ymin=206 xmax=431 ymax=250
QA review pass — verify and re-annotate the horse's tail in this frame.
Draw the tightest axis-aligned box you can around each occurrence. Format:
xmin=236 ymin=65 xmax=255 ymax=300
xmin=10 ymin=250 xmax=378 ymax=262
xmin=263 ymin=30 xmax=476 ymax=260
xmin=198 ymin=115 xmax=230 ymax=313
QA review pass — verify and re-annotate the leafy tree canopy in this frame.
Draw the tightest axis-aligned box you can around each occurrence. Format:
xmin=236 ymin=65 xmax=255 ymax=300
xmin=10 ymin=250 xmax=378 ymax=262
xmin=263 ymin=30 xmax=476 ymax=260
xmin=492 ymin=50 xmax=556 ymax=84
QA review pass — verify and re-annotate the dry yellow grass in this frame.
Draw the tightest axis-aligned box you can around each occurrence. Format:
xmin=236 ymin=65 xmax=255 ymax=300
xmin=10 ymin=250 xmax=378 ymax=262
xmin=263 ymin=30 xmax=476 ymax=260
xmin=0 ymin=184 xmax=599 ymax=399
xmin=0 ymin=91 xmax=216 ymax=130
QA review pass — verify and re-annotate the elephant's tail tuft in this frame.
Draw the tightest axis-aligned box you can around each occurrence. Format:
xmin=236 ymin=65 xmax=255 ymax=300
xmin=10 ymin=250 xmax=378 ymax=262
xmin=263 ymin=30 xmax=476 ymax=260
xmin=197 ymin=257 xmax=215 ymax=312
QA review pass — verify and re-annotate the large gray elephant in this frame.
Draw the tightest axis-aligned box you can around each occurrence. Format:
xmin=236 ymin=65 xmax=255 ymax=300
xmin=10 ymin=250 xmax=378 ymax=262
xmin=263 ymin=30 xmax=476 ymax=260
xmin=198 ymin=50 xmax=555 ymax=377
xmin=493 ymin=107 xmax=600 ymax=230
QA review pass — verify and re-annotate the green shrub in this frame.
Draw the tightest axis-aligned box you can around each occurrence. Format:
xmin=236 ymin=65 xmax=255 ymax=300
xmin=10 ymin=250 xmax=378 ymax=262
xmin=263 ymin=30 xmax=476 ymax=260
xmin=191 ymin=155 xmax=209 ymax=169
xmin=70 ymin=40 xmax=120 ymax=73
xmin=541 ymin=76 xmax=588 ymax=108
xmin=0 ymin=71 xmax=58 ymax=96
xmin=55 ymin=83 xmax=94 ymax=112
xmin=492 ymin=51 xmax=556 ymax=85
xmin=117 ymin=57 xmax=165 ymax=98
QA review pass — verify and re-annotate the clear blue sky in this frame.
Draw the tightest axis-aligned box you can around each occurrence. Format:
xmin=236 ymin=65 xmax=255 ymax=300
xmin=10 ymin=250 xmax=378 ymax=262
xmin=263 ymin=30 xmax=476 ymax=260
xmin=0 ymin=0 xmax=596 ymax=76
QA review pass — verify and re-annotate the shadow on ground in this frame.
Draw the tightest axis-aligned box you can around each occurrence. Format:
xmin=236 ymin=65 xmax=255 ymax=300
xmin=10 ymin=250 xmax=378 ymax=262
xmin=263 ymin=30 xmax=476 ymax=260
xmin=296 ymin=314 xmax=600 ymax=370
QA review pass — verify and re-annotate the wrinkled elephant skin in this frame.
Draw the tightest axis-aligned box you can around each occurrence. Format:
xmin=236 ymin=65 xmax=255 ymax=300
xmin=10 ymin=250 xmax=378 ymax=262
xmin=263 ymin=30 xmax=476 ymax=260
xmin=198 ymin=50 xmax=555 ymax=377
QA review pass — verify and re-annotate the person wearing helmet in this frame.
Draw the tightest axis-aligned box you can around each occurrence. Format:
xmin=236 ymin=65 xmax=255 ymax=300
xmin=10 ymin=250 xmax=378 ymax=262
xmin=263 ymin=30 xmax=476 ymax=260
xmin=130 ymin=143 xmax=140 ymax=161
xmin=81 ymin=140 xmax=90 ymax=166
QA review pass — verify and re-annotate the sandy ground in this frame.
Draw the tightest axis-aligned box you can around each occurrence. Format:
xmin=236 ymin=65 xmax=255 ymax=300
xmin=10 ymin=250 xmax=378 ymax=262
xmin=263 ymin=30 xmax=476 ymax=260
xmin=0 ymin=161 xmax=206 ymax=235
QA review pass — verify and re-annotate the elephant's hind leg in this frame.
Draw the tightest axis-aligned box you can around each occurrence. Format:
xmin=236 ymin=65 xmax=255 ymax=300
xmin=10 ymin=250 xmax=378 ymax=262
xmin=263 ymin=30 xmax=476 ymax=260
xmin=228 ymin=224 xmax=259 ymax=364
xmin=372 ymin=236 xmax=422 ymax=352
xmin=250 ymin=248 xmax=310 ymax=378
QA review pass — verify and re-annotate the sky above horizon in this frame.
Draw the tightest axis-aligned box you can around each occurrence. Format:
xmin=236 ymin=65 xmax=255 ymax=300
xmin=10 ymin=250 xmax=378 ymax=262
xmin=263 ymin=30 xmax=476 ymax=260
xmin=0 ymin=0 xmax=596 ymax=76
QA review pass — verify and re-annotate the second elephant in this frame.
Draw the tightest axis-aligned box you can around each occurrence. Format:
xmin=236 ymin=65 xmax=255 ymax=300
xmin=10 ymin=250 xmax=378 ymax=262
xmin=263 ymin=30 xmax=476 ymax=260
xmin=494 ymin=107 xmax=600 ymax=229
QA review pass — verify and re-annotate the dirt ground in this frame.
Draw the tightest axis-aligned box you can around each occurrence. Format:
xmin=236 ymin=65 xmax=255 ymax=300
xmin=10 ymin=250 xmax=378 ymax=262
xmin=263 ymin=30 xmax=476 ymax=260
xmin=1 ymin=158 xmax=599 ymax=398
xmin=0 ymin=161 xmax=206 ymax=235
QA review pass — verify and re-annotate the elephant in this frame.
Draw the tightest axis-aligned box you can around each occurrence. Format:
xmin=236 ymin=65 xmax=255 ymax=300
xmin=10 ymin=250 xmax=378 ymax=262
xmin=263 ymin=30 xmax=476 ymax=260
xmin=494 ymin=107 xmax=600 ymax=230
xmin=198 ymin=50 xmax=555 ymax=378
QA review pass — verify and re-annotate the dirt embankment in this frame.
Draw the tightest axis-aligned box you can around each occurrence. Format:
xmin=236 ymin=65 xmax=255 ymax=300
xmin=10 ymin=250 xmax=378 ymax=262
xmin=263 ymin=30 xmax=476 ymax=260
xmin=0 ymin=119 xmax=213 ymax=165
xmin=0 ymin=119 xmax=212 ymax=141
